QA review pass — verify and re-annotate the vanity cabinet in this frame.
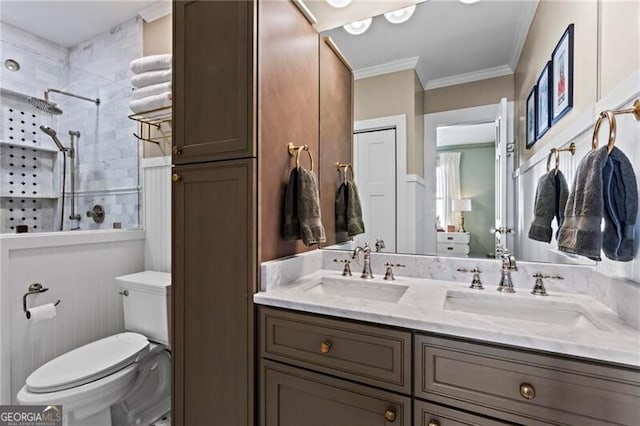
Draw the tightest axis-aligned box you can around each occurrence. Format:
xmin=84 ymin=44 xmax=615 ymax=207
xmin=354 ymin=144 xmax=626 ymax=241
xmin=173 ymin=0 xmax=255 ymax=164
xmin=259 ymin=306 xmax=640 ymax=426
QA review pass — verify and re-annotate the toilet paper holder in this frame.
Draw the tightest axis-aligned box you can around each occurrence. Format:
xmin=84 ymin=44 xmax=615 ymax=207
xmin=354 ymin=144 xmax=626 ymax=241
xmin=23 ymin=283 xmax=61 ymax=319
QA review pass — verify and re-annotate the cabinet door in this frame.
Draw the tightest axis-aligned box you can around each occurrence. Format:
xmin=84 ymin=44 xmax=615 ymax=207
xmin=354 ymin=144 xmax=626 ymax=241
xmin=173 ymin=0 xmax=255 ymax=164
xmin=262 ymin=360 xmax=410 ymax=426
xmin=172 ymin=159 xmax=256 ymax=426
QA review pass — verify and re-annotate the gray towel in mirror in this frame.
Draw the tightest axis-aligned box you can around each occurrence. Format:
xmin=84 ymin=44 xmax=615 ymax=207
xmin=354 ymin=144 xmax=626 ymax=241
xmin=528 ymin=170 xmax=568 ymax=243
xmin=283 ymin=167 xmax=300 ymax=241
xmin=558 ymin=147 xmax=609 ymax=261
xmin=602 ymin=147 xmax=638 ymax=262
xmin=297 ymin=167 xmax=326 ymax=246
xmin=335 ymin=181 xmax=365 ymax=237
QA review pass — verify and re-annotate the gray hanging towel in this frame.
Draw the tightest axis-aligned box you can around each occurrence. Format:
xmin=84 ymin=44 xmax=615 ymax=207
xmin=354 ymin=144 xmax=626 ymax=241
xmin=346 ymin=181 xmax=365 ymax=237
xmin=297 ymin=167 xmax=326 ymax=246
xmin=335 ymin=182 xmax=348 ymax=233
xmin=282 ymin=167 xmax=300 ymax=241
xmin=558 ymin=147 xmax=609 ymax=261
xmin=528 ymin=170 xmax=569 ymax=243
xmin=602 ymin=147 xmax=638 ymax=261
xmin=528 ymin=171 xmax=558 ymax=243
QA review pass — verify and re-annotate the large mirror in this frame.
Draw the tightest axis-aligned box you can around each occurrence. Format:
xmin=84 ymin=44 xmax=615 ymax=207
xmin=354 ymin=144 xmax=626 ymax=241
xmin=312 ymin=0 xmax=600 ymax=265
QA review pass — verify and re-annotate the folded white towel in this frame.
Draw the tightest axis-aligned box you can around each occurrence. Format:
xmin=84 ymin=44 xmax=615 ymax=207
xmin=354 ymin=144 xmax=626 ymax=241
xmin=132 ymin=82 xmax=172 ymax=100
xmin=131 ymin=69 xmax=172 ymax=89
xmin=129 ymin=92 xmax=172 ymax=114
xmin=130 ymin=54 xmax=172 ymax=74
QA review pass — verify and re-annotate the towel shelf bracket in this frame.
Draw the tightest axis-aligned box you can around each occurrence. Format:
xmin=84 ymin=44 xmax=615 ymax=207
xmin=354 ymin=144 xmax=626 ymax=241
xmin=128 ymin=106 xmax=172 ymax=146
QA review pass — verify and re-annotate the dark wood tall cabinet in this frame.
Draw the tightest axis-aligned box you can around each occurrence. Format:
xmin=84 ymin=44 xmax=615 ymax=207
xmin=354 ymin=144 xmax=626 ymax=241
xmin=172 ymin=1 xmax=256 ymax=425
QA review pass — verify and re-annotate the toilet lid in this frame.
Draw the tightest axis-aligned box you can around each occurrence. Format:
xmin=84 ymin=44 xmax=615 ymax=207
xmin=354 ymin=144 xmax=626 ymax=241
xmin=26 ymin=332 xmax=149 ymax=393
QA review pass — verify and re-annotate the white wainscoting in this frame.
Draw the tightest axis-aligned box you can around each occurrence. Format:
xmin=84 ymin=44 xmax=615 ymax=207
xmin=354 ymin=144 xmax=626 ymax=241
xmin=0 ymin=229 xmax=145 ymax=403
xmin=142 ymin=156 xmax=171 ymax=273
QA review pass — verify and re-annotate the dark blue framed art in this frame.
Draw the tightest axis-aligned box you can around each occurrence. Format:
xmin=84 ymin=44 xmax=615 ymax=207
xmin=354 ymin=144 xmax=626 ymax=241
xmin=551 ymin=24 xmax=574 ymax=123
xmin=526 ymin=85 xmax=537 ymax=149
xmin=536 ymin=61 xmax=552 ymax=139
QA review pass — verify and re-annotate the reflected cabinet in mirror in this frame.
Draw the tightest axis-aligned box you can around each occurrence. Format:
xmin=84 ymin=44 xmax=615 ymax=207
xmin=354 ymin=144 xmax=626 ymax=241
xmin=312 ymin=0 xmax=616 ymax=266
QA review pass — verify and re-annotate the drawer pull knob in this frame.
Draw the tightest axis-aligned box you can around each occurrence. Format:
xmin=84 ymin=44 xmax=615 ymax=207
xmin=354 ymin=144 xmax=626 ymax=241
xmin=428 ymin=421 xmax=440 ymax=426
xmin=172 ymin=173 xmax=182 ymax=183
xmin=519 ymin=383 xmax=536 ymax=400
xmin=172 ymin=146 xmax=182 ymax=156
xmin=383 ymin=410 xmax=396 ymax=422
xmin=320 ymin=341 xmax=332 ymax=354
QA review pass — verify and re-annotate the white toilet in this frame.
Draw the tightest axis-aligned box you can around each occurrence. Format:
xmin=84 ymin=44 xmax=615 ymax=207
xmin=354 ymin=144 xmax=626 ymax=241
xmin=17 ymin=271 xmax=171 ymax=426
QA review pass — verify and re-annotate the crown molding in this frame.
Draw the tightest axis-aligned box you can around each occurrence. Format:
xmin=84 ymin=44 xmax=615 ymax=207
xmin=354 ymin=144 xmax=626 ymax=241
xmin=138 ymin=1 xmax=171 ymax=23
xmin=353 ymin=56 xmax=419 ymax=81
xmin=424 ymin=65 xmax=513 ymax=90
xmin=509 ymin=0 xmax=539 ymax=71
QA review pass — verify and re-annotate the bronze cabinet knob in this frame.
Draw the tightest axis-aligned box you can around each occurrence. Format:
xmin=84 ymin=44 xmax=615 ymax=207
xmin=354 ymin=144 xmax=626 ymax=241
xmin=320 ymin=341 xmax=332 ymax=354
xmin=519 ymin=383 xmax=536 ymax=400
xmin=383 ymin=410 xmax=396 ymax=422
xmin=172 ymin=173 xmax=182 ymax=183
xmin=427 ymin=421 xmax=440 ymax=426
xmin=172 ymin=146 xmax=182 ymax=155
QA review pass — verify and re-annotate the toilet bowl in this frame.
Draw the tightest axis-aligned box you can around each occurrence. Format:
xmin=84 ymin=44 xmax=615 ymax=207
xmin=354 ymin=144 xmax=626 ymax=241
xmin=17 ymin=271 xmax=171 ymax=426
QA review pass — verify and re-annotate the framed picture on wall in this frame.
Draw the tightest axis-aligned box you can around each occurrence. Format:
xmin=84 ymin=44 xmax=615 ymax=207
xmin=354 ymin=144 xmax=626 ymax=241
xmin=536 ymin=61 xmax=552 ymax=139
xmin=552 ymin=24 xmax=574 ymax=123
xmin=526 ymin=86 xmax=537 ymax=148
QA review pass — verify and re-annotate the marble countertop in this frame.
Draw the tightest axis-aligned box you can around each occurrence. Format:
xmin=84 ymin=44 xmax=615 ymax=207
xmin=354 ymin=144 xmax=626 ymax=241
xmin=254 ymin=269 xmax=640 ymax=368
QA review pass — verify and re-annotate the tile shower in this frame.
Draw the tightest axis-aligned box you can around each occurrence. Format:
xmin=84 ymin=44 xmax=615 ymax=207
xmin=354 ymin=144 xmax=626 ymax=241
xmin=0 ymin=18 xmax=142 ymax=232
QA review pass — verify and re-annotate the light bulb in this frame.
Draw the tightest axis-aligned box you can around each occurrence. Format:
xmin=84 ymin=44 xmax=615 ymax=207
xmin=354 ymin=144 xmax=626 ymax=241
xmin=384 ymin=5 xmax=417 ymax=24
xmin=343 ymin=17 xmax=373 ymax=35
xmin=326 ymin=0 xmax=352 ymax=8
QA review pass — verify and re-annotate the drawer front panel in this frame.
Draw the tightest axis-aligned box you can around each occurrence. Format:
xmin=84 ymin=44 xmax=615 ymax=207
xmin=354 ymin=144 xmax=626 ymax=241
xmin=260 ymin=307 xmax=411 ymax=393
xmin=437 ymin=233 xmax=470 ymax=244
xmin=415 ymin=401 xmax=515 ymax=426
xmin=416 ymin=335 xmax=640 ymax=425
xmin=436 ymin=243 xmax=470 ymax=254
xmin=262 ymin=360 xmax=411 ymax=426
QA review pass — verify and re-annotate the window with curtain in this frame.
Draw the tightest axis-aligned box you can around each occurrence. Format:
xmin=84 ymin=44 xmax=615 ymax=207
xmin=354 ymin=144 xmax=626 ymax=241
xmin=436 ymin=152 xmax=461 ymax=228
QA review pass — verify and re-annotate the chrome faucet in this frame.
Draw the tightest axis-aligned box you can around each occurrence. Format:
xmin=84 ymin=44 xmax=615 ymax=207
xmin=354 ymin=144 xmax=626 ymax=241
xmin=352 ymin=243 xmax=374 ymax=279
xmin=375 ymin=239 xmax=385 ymax=253
xmin=496 ymin=247 xmax=517 ymax=293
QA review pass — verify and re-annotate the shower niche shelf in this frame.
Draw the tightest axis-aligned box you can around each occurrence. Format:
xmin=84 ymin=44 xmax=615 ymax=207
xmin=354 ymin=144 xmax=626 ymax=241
xmin=0 ymin=140 xmax=59 ymax=154
xmin=128 ymin=106 xmax=171 ymax=146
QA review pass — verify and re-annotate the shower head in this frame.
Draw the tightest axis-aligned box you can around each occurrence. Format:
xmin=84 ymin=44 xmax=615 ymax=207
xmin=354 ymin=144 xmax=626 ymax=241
xmin=39 ymin=125 xmax=67 ymax=152
xmin=28 ymin=96 xmax=63 ymax=115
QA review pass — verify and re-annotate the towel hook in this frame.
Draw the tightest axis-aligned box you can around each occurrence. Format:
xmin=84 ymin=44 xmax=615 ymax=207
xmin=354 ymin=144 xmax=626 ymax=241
xmin=287 ymin=143 xmax=314 ymax=172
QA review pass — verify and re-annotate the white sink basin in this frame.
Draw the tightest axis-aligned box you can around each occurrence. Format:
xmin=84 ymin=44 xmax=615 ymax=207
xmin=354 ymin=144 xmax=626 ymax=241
xmin=305 ymin=277 xmax=409 ymax=303
xmin=443 ymin=289 xmax=609 ymax=331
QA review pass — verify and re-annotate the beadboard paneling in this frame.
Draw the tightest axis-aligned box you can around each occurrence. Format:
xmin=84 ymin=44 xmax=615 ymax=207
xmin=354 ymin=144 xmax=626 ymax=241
xmin=142 ymin=157 xmax=171 ymax=272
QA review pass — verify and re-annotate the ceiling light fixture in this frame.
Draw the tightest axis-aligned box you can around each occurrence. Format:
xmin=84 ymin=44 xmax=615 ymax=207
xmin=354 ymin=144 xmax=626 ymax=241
xmin=459 ymin=0 xmax=480 ymax=4
xmin=384 ymin=5 xmax=417 ymax=24
xmin=326 ymin=0 xmax=352 ymax=8
xmin=343 ymin=17 xmax=373 ymax=35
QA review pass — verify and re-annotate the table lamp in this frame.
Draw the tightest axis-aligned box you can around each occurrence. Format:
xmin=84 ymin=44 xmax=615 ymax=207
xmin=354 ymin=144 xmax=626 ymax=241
xmin=452 ymin=198 xmax=472 ymax=232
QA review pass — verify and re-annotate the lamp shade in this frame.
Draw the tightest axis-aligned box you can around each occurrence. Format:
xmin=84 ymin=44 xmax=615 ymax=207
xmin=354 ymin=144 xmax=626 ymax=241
xmin=452 ymin=198 xmax=472 ymax=212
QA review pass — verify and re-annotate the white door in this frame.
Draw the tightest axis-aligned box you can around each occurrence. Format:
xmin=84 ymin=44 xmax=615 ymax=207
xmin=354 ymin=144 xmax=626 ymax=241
xmin=353 ymin=128 xmax=396 ymax=252
xmin=494 ymin=97 xmax=509 ymax=255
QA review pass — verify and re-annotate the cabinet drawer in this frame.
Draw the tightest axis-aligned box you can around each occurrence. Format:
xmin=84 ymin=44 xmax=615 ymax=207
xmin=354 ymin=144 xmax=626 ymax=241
xmin=436 ymin=243 xmax=469 ymax=255
xmin=262 ymin=360 xmax=410 ymax=426
xmin=415 ymin=401 xmax=515 ymax=426
xmin=416 ymin=335 xmax=640 ymax=426
xmin=260 ymin=307 xmax=411 ymax=394
xmin=437 ymin=232 xmax=470 ymax=244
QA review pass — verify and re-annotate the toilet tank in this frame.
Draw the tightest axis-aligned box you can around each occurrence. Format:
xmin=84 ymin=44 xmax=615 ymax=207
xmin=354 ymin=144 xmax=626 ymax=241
xmin=115 ymin=271 xmax=171 ymax=346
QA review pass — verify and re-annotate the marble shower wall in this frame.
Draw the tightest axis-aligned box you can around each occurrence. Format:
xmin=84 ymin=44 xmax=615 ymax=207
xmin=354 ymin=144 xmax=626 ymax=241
xmin=0 ymin=18 xmax=142 ymax=232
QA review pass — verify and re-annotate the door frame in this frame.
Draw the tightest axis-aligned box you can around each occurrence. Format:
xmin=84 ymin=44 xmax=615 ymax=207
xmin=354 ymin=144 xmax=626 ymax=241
xmin=424 ymin=102 xmax=514 ymax=255
xmin=354 ymin=114 xmax=409 ymax=253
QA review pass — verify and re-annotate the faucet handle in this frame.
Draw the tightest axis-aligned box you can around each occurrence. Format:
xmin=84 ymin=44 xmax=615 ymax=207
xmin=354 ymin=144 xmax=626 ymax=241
xmin=383 ymin=263 xmax=405 ymax=281
xmin=457 ymin=267 xmax=484 ymax=290
xmin=531 ymin=273 xmax=563 ymax=296
xmin=334 ymin=259 xmax=352 ymax=276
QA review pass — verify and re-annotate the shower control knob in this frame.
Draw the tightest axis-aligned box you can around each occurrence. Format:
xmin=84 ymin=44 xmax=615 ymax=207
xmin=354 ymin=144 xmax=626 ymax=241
xmin=172 ymin=174 xmax=182 ymax=183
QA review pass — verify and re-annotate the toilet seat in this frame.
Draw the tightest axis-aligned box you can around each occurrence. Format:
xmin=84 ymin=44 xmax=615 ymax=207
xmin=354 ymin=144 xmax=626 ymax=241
xmin=26 ymin=332 xmax=149 ymax=393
